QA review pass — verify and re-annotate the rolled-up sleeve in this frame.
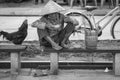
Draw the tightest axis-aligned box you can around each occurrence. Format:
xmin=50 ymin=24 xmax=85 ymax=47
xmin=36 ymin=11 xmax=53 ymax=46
xmin=31 ymin=19 xmax=46 ymax=29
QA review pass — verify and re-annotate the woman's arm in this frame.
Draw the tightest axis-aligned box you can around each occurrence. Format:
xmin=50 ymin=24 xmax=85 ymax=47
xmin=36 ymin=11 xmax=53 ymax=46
xmin=31 ymin=19 xmax=46 ymax=29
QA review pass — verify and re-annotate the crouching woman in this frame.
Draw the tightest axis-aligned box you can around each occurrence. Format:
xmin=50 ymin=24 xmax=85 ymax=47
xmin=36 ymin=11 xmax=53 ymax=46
xmin=31 ymin=0 xmax=79 ymax=50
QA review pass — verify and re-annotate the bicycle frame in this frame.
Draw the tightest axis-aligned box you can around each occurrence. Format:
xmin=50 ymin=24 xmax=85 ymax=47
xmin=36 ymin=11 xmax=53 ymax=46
xmin=93 ymin=6 xmax=120 ymax=32
xmin=65 ymin=5 xmax=120 ymax=35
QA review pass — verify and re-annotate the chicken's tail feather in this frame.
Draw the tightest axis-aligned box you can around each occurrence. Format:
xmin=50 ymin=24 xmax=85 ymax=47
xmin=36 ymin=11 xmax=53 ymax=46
xmin=0 ymin=31 xmax=8 ymax=39
xmin=0 ymin=31 xmax=3 ymax=36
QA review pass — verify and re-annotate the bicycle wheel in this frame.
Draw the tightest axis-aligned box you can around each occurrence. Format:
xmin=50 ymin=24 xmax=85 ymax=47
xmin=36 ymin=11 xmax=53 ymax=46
xmin=111 ymin=17 xmax=120 ymax=39
xmin=65 ymin=11 xmax=93 ymax=34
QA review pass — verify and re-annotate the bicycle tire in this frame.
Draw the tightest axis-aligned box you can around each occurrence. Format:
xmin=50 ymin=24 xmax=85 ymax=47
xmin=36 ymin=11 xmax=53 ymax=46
xmin=111 ymin=17 xmax=120 ymax=39
xmin=65 ymin=12 xmax=93 ymax=30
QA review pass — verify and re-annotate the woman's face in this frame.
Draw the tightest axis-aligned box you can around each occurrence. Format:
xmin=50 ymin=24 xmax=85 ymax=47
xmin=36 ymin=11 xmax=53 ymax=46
xmin=46 ymin=12 xmax=62 ymax=29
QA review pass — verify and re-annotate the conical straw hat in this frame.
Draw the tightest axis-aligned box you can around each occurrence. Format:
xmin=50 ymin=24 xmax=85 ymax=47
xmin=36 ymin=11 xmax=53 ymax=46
xmin=39 ymin=0 xmax=65 ymax=15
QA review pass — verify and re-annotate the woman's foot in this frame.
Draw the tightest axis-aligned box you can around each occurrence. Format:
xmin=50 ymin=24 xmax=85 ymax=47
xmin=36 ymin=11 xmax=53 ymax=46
xmin=44 ymin=36 xmax=62 ymax=50
xmin=52 ymin=44 xmax=63 ymax=50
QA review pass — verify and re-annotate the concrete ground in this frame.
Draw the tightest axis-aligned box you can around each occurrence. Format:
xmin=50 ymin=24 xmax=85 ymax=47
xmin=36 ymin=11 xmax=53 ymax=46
xmin=0 ymin=69 xmax=120 ymax=80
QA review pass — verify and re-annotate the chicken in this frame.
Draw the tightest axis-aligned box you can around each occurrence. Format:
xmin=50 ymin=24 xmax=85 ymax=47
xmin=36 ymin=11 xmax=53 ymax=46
xmin=0 ymin=19 xmax=28 ymax=45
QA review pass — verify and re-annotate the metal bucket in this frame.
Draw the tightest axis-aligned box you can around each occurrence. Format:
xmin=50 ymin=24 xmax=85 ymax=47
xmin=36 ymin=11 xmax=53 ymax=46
xmin=85 ymin=29 xmax=98 ymax=49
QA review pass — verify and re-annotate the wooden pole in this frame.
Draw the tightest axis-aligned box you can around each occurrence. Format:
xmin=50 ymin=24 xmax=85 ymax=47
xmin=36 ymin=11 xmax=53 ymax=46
xmin=114 ymin=53 xmax=120 ymax=75
xmin=50 ymin=52 xmax=59 ymax=75
xmin=11 ymin=52 xmax=21 ymax=75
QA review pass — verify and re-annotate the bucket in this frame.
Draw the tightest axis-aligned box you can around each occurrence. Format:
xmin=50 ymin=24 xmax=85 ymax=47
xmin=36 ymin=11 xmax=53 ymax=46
xmin=85 ymin=29 xmax=98 ymax=49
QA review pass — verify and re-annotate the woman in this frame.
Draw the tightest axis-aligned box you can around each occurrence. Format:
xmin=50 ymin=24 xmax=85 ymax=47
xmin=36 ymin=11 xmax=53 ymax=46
xmin=32 ymin=0 xmax=79 ymax=50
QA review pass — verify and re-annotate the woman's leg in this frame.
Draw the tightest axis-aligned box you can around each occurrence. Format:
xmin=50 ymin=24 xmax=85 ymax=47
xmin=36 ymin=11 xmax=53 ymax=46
xmin=37 ymin=29 xmax=62 ymax=50
xmin=58 ymin=22 xmax=75 ymax=48
xmin=44 ymin=36 xmax=62 ymax=50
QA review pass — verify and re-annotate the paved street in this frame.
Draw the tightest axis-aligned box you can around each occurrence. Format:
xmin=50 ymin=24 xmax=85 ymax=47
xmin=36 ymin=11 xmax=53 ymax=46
xmin=0 ymin=69 xmax=120 ymax=80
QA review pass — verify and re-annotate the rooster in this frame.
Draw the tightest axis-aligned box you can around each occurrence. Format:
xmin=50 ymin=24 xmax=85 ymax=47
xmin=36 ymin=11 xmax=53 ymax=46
xmin=0 ymin=19 xmax=28 ymax=45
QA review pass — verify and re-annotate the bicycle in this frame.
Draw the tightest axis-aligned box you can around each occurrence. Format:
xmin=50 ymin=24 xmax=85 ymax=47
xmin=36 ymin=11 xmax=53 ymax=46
xmin=64 ymin=5 xmax=120 ymax=39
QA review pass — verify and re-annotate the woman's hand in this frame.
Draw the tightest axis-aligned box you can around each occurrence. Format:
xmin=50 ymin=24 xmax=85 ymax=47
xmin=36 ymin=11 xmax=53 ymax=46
xmin=64 ymin=16 xmax=79 ymax=26
xmin=71 ymin=18 xmax=79 ymax=26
